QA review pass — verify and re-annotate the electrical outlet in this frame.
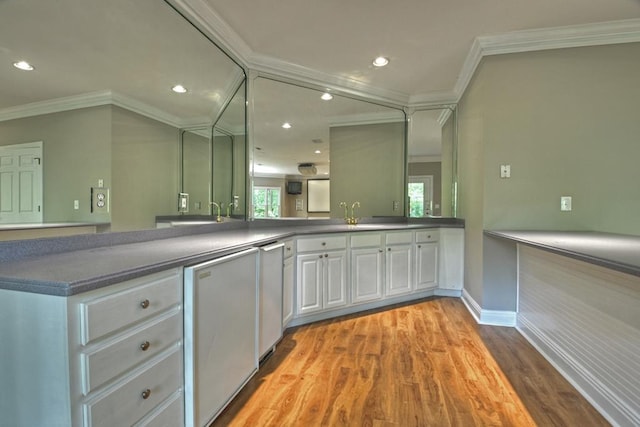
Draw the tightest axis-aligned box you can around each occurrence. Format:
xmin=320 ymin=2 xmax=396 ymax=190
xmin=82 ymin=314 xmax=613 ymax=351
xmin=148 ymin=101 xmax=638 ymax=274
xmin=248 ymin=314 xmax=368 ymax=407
xmin=393 ymin=200 xmax=399 ymax=211
xmin=500 ymin=164 xmax=511 ymax=178
xmin=74 ymin=200 xmax=79 ymax=210
xmin=560 ymin=196 xmax=572 ymax=211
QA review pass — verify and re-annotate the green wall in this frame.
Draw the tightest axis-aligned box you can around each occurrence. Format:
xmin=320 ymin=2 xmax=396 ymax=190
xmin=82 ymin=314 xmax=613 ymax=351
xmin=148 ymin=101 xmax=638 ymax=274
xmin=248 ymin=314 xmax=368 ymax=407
xmin=457 ymin=42 xmax=640 ymax=310
xmin=330 ymin=122 xmax=405 ymax=218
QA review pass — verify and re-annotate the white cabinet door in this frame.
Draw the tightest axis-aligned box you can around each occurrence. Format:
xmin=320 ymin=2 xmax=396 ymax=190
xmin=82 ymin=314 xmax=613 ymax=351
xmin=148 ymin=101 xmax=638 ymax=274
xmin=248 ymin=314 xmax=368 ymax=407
xmin=297 ymin=253 xmax=324 ymax=315
xmin=385 ymin=245 xmax=413 ymax=296
xmin=282 ymin=257 xmax=294 ymax=327
xmin=259 ymin=243 xmax=284 ymax=359
xmin=416 ymin=242 xmax=438 ymax=290
xmin=184 ymin=248 xmax=259 ymax=427
xmin=324 ymin=251 xmax=347 ymax=309
xmin=351 ymin=247 xmax=383 ymax=304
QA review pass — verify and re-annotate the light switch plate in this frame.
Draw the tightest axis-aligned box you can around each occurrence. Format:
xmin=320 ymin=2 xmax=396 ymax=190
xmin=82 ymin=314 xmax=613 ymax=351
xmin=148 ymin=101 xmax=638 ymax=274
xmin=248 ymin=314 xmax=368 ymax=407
xmin=178 ymin=193 xmax=189 ymax=212
xmin=560 ymin=196 xmax=572 ymax=211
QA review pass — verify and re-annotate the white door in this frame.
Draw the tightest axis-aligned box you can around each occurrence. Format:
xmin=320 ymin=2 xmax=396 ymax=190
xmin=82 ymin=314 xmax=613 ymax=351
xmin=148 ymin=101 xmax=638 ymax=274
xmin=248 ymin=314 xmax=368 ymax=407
xmin=296 ymin=253 xmax=324 ymax=315
xmin=416 ymin=242 xmax=438 ymax=290
xmin=324 ymin=251 xmax=347 ymax=309
xmin=385 ymin=245 xmax=413 ymax=296
xmin=0 ymin=141 xmax=43 ymax=224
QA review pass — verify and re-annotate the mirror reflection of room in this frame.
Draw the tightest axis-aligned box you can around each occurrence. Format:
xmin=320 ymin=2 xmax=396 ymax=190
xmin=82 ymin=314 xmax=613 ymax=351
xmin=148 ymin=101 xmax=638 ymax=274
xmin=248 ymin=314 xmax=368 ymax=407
xmin=251 ymin=77 xmax=406 ymax=220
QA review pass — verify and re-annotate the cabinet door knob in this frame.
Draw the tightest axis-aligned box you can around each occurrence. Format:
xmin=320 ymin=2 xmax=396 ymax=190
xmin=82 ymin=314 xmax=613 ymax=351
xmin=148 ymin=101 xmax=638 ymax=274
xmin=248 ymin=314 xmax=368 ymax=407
xmin=140 ymin=341 xmax=150 ymax=351
xmin=418 ymin=245 xmax=422 ymax=248
xmin=388 ymin=248 xmax=391 ymax=251
xmin=324 ymin=254 xmax=328 ymax=258
xmin=319 ymin=254 xmax=323 ymax=259
xmin=140 ymin=299 xmax=150 ymax=309
xmin=141 ymin=389 xmax=151 ymax=399
xmin=322 ymin=242 xmax=326 ymax=246
xmin=379 ymin=249 xmax=383 ymax=253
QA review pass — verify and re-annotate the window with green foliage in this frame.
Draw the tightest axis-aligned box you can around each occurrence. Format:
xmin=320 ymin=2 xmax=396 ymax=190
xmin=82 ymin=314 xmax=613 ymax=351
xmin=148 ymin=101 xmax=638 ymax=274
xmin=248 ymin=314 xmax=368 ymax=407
xmin=253 ymin=186 xmax=281 ymax=218
xmin=408 ymin=182 xmax=425 ymax=217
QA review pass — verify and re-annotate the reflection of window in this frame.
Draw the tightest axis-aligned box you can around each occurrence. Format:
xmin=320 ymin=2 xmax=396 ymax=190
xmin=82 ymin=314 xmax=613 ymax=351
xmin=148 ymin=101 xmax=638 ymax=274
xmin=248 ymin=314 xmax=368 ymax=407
xmin=253 ymin=186 xmax=281 ymax=218
xmin=408 ymin=176 xmax=433 ymax=217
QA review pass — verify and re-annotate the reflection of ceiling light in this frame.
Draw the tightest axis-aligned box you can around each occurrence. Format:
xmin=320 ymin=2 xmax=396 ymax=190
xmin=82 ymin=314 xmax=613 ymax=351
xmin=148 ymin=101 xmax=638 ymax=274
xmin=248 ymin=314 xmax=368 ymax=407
xmin=282 ymin=122 xmax=292 ymax=129
xmin=314 ymin=150 xmax=321 ymax=154
xmin=13 ymin=61 xmax=34 ymax=71
xmin=372 ymin=56 xmax=389 ymax=67
xmin=298 ymin=163 xmax=317 ymax=175
xmin=321 ymin=92 xmax=333 ymax=101
xmin=172 ymin=85 xmax=187 ymax=93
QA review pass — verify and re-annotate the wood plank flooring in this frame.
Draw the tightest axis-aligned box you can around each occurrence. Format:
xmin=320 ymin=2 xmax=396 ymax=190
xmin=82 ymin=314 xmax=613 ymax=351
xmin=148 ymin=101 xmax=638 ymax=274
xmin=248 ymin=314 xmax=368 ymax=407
xmin=211 ymin=297 xmax=609 ymax=426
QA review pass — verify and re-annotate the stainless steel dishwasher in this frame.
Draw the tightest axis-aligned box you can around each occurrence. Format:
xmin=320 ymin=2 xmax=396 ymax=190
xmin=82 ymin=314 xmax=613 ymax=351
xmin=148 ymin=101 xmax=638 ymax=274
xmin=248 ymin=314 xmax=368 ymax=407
xmin=184 ymin=247 xmax=259 ymax=427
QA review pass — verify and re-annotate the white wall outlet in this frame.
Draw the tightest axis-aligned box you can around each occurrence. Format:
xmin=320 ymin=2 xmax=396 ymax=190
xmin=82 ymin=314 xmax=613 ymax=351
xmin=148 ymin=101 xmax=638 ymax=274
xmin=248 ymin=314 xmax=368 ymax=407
xmin=560 ymin=196 xmax=572 ymax=211
xmin=500 ymin=164 xmax=511 ymax=178
xmin=178 ymin=193 xmax=189 ymax=212
xmin=393 ymin=200 xmax=399 ymax=211
xmin=74 ymin=200 xmax=79 ymax=210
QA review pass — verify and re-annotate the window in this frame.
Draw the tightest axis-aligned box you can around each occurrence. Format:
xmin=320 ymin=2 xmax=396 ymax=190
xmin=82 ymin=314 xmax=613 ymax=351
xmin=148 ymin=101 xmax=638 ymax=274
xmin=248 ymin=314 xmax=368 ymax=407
xmin=253 ymin=186 xmax=281 ymax=218
xmin=408 ymin=175 xmax=433 ymax=217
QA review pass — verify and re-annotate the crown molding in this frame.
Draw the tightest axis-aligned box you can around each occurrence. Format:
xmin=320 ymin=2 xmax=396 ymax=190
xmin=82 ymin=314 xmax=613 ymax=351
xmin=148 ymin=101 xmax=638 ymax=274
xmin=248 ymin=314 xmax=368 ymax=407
xmin=452 ymin=18 xmax=640 ymax=104
xmin=249 ymin=52 xmax=410 ymax=107
xmin=0 ymin=91 xmax=113 ymax=122
xmin=165 ymin=0 xmax=252 ymax=67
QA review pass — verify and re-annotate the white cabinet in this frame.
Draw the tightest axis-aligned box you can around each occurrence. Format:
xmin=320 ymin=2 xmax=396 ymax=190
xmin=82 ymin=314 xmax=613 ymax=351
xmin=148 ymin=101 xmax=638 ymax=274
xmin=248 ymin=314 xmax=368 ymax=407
xmin=282 ymin=239 xmax=295 ymax=327
xmin=351 ymin=233 xmax=384 ymax=304
xmin=385 ymin=231 xmax=414 ymax=296
xmin=296 ymin=235 xmax=347 ymax=316
xmin=0 ymin=268 xmax=184 ymax=427
xmin=184 ymin=248 xmax=259 ymax=427
xmin=258 ymin=242 xmax=284 ymax=359
xmin=415 ymin=230 xmax=439 ymax=290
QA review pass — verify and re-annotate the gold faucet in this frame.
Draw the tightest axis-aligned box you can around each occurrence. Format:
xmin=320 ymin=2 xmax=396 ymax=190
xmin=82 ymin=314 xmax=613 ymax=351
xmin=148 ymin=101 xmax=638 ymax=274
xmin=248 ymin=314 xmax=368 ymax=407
xmin=349 ymin=201 xmax=360 ymax=225
xmin=339 ymin=201 xmax=348 ymax=223
xmin=209 ymin=202 xmax=223 ymax=222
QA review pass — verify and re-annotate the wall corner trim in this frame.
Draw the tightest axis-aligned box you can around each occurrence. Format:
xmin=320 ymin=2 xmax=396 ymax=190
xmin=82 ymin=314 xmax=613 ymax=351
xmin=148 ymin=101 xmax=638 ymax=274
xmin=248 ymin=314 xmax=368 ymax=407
xmin=461 ymin=288 xmax=516 ymax=327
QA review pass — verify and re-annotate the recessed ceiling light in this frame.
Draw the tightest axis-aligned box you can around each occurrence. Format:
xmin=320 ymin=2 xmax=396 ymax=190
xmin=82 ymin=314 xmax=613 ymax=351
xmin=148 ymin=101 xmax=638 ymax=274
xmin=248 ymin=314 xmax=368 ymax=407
xmin=321 ymin=92 xmax=333 ymax=101
xmin=13 ymin=61 xmax=34 ymax=71
xmin=372 ymin=56 xmax=389 ymax=67
xmin=282 ymin=122 xmax=292 ymax=129
xmin=314 ymin=150 xmax=321 ymax=154
xmin=171 ymin=85 xmax=187 ymax=93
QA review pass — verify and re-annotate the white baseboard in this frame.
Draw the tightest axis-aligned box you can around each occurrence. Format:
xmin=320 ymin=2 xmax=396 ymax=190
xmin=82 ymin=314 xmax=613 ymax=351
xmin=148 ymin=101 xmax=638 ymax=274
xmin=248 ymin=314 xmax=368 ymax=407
xmin=461 ymin=288 xmax=516 ymax=327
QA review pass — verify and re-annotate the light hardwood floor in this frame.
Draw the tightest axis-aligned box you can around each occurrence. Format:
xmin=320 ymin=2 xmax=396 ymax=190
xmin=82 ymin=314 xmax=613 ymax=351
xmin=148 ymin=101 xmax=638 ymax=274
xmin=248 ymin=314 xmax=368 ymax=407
xmin=211 ymin=297 xmax=609 ymax=426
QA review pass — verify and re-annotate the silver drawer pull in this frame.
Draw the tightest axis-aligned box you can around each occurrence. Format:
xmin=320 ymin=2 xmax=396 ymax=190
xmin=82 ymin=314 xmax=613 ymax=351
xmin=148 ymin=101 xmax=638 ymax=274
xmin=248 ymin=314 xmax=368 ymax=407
xmin=141 ymin=389 xmax=151 ymax=400
xmin=140 ymin=299 xmax=150 ymax=309
xmin=140 ymin=341 xmax=150 ymax=351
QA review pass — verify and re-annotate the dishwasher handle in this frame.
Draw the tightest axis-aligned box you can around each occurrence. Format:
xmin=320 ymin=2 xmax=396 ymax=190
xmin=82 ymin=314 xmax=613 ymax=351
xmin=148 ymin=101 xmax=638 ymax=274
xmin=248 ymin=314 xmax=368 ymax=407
xmin=259 ymin=242 xmax=285 ymax=252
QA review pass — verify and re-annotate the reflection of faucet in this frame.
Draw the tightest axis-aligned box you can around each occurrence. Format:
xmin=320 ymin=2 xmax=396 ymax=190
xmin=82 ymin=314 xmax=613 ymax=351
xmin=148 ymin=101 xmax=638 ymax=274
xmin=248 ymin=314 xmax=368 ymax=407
xmin=339 ymin=201 xmax=348 ymax=223
xmin=349 ymin=201 xmax=360 ymax=225
xmin=226 ymin=202 xmax=233 ymax=218
xmin=209 ymin=202 xmax=222 ymax=222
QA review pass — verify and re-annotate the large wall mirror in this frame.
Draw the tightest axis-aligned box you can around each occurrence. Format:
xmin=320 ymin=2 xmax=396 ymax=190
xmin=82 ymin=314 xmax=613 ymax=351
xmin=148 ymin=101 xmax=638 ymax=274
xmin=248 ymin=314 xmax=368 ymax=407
xmin=0 ymin=0 xmax=246 ymax=237
xmin=407 ymin=107 xmax=457 ymax=218
xmin=251 ymin=77 xmax=407 ymax=220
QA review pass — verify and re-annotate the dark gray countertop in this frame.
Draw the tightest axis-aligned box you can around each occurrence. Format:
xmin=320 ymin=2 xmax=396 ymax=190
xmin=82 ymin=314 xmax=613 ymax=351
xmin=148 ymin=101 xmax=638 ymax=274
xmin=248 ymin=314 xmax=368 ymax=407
xmin=0 ymin=219 xmax=463 ymax=296
xmin=485 ymin=230 xmax=640 ymax=277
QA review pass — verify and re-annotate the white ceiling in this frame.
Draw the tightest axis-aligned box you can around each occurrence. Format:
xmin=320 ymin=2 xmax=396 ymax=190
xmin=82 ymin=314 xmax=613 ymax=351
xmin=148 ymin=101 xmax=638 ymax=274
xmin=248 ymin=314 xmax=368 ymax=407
xmin=196 ymin=0 xmax=640 ymax=105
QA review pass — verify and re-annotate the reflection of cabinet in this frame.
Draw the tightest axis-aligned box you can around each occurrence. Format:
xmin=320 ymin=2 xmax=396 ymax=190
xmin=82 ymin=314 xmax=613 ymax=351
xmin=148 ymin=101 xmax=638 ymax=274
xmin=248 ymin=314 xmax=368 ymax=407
xmin=385 ymin=231 xmax=414 ymax=296
xmin=296 ymin=235 xmax=347 ymax=316
xmin=351 ymin=233 xmax=384 ymax=304
xmin=282 ymin=239 xmax=295 ymax=327
xmin=0 ymin=268 xmax=184 ymax=427
xmin=415 ymin=230 xmax=439 ymax=290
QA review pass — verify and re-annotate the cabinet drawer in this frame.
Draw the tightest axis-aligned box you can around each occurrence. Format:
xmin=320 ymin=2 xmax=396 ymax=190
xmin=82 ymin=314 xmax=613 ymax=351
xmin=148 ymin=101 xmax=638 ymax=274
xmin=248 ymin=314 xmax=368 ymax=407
xmin=133 ymin=389 xmax=184 ymax=427
xmin=83 ymin=347 xmax=182 ymax=427
xmin=385 ymin=231 xmax=413 ymax=245
xmin=81 ymin=309 xmax=182 ymax=395
xmin=415 ymin=229 xmax=439 ymax=243
xmin=297 ymin=235 xmax=346 ymax=252
xmin=350 ymin=233 xmax=382 ymax=248
xmin=283 ymin=239 xmax=295 ymax=259
xmin=79 ymin=270 xmax=181 ymax=345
